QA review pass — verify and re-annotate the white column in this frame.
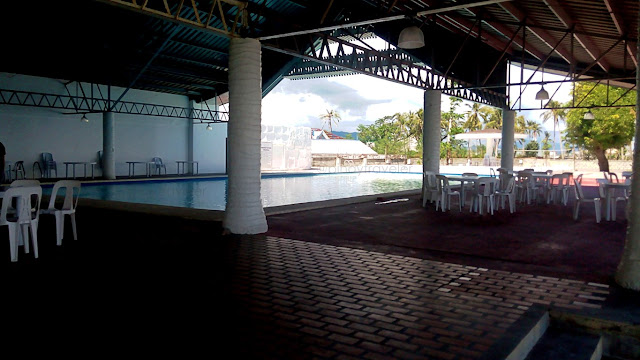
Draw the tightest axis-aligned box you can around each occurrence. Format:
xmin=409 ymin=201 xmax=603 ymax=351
xmin=423 ymin=90 xmax=441 ymax=174
xmin=501 ymin=108 xmax=515 ymax=171
xmin=222 ymin=38 xmax=268 ymax=234
xmin=615 ymin=8 xmax=640 ymax=290
xmin=103 ymin=111 xmax=116 ymax=180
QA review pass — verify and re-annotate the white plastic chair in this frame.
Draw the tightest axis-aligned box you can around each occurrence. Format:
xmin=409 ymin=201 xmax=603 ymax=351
xmin=546 ymin=173 xmax=570 ymax=205
xmin=516 ymin=171 xmax=541 ymax=204
xmin=11 ymin=179 xmax=41 ymax=188
xmin=495 ymin=176 xmax=516 ymax=213
xmin=471 ymin=177 xmax=497 ymax=215
xmin=573 ymin=175 xmax=601 ymax=223
xmin=435 ymin=175 xmax=461 ymax=212
xmin=152 ymin=157 xmax=167 ymax=175
xmin=40 ymin=180 xmax=81 ymax=246
xmin=1 ymin=185 xmax=42 ymax=262
xmin=422 ymin=171 xmax=439 ymax=207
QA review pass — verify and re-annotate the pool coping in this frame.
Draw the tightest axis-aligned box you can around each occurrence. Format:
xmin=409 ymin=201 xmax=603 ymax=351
xmin=78 ymin=188 xmax=423 ymax=222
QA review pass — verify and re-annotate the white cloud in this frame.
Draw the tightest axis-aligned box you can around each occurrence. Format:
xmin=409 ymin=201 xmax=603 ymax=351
xmin=262 ymin=91 xmax=332 ymax=128
xmin=261 ymin=54 xmax=574 ymax=134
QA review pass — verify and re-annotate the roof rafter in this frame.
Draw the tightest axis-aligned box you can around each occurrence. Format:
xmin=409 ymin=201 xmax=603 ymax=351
xmin=498 ymin=2 xmax=571 ymax=64
xmin=603 ymin=0 xmax=638 ymax=66
xmin=416 ymin=0 xmax=545 ymax=60
xmin=542 ymin=0 xmax=611 ymax=72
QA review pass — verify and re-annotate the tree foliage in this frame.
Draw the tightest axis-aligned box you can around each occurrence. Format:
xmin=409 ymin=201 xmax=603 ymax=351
xmin=564 ymin=82 xmax=636 ymax=171
xmin=357 ymin=97 xmax=540 ymax=161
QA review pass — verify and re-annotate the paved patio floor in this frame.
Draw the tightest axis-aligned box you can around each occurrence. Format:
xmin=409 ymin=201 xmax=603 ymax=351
xmin=3 ymin=182 xmax=639 ymax=359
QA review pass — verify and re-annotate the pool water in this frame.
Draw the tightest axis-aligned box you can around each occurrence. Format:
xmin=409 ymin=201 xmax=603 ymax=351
xmin=67 ymin=172 xmax=423 ymax=211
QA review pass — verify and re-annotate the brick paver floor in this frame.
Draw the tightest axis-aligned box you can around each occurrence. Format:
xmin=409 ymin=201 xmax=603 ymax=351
xmin=224 ymin=236 xmax=609 ymax=360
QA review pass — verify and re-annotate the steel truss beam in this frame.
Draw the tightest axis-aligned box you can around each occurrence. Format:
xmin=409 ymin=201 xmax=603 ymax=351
xmin=0 ymin=89 xmax=228 ymax=122
xmin=263 ymin=33 xmax=508 ymax=108
xmin=96 ymin=0 xmax=250 ymax=38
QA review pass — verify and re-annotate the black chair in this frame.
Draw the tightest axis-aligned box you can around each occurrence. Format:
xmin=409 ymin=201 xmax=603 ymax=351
xmin=13 ymin=161 xmax=26 ymax=180
xmin=41 ymin=152 xmax=57 ymax=178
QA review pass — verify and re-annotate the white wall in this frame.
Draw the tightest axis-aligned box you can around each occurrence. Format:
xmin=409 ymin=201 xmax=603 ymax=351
xmin=0 ymin=73 xmax=227 ymax=178
xmin=193 ymin=120 xmax=227 ymax=174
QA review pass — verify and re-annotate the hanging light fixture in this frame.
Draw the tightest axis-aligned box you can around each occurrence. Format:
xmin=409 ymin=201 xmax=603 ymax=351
xmin=584 ymin=109 xmax=595 ymax=120
xmin=81 ymin=114 xmax=89 ymax=123
xmin=398 ymin=25 xmax=425 ymax=49
xmin=535 ymin=85 xmax=549 ymax=100
xmin=206 ymin=123 xmax=213 ymax=131
xmin=535 ymin=65 xmax=549 ymax=101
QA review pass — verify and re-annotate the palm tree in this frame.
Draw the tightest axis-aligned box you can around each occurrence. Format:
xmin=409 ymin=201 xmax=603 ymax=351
xmin=464 ymin=103 xmax=484 ymax=159
xmin=464 ymin=103 xmax=484 ymax=131
xmin=515 ymin=114 xmax=527 ymax=147
xmin=540 ymin=100 xmax=567 ymax=158
xmin=320 ymin=109 xmax=341 ymax=133
xmin=482 ymin=107 xmax=502 ymax=129
xmin=525 ymin=120 xmax=542 ymax=141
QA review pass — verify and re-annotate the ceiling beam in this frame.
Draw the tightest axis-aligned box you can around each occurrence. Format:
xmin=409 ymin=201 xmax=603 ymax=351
xmin=603 ymin=0 xmax=638 ymax=67
xmin=498 ymin=2 xmax=571 ymax=64
xmin=96 ymin=0 xmax=249 ymax=38
xmin=417 ymin=0 xmax=544 ymax=60
xmin=259 ymin=0 xmax=512 ymax=40
xmin=437 ymin=14 xmax=545 ymax=61
xmin=542 ymin=0 xmax=611 ymax=73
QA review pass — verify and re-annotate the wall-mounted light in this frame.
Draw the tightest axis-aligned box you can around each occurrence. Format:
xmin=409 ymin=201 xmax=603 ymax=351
xmin=398 ymin=25 xmax=425 ymax=49
xmin=81 ymin=114 xmax=89 ymax=123
xmin=206 ymin=123 xmax=213 ymax=130
xmin=584 ymin=110 xmax=595 ymax=120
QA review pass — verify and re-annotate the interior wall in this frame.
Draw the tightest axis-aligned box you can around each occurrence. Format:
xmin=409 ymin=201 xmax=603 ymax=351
xmin=0 ymin=73 xmax=227 ymax=178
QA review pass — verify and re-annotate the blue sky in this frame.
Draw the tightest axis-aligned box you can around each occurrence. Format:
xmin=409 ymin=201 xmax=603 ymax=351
xmin=260 ymin=37 xmax=572 ymax=134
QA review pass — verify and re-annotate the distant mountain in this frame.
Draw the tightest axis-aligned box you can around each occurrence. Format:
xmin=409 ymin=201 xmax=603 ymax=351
xmin=332 ymin=131 xmax=359 ymax=140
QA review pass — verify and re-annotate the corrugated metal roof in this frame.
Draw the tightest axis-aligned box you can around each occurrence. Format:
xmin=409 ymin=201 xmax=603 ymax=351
xmin=0 ymin=0 xmax=636 ymax=105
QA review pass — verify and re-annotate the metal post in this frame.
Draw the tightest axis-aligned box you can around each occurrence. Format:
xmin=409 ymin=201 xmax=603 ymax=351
xmin=103 ymin=111 xmax=116 ymax=180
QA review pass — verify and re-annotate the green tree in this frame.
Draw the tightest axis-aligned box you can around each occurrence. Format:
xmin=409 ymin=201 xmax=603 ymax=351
xmin=482 ymin=107 xmax=503 ymax=130
xmin=441 ymin=98 xmax=466 ymax=164
xmin=407 ymin=109 xmax=423 ymax=154
xmin=564 ymin=82 xmax=636 ymax=171
xmin=344 ymin=133 xmax=354 ymax=140
xmin=525 ymin=141 xmax=540 ymax=151
xmin=357 ymin=116 xmax=404 ymax=157
xmin=540 ymin=100 xmax=567 ymax=158
xmin=319 ymin=109 xmax=341 ymax=133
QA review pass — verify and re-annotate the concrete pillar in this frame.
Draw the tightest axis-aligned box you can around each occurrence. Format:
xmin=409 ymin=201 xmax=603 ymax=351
xmin=422 ymin=90 xmax=441 ymax=174
xmin=102 ymin=111 xmax=116 ymax=180
xmin=615 ymin=8 xmax=640 ymax=290
xmin=501 ymin=108 xmax=515 ymax=171
xmin=222 ymin=37 xmax=268 ymax=235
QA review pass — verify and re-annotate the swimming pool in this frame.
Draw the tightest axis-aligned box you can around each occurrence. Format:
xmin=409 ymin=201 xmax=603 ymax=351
xmin=66 ymin=172 xmax=423 ymax=211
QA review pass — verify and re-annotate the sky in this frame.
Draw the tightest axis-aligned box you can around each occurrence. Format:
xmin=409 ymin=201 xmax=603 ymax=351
xmin=259 ymin=37 xmax=573 ymax=134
